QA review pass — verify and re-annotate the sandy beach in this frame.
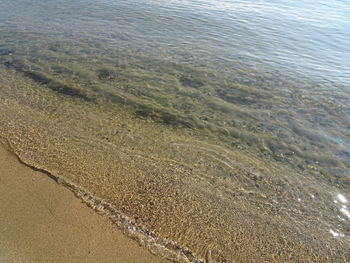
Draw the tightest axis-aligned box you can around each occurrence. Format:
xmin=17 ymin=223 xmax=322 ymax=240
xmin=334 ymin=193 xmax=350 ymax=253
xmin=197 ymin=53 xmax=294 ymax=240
xmin=0 ymin=142 xmax=167 ymax=263
xmin=0 ymin=0 xmax=349 ymax=258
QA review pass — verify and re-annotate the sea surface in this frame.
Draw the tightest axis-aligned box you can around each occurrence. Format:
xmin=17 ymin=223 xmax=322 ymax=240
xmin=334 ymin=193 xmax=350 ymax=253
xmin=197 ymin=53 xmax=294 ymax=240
xmin=0 ymin=0 xmax=349 ymax=262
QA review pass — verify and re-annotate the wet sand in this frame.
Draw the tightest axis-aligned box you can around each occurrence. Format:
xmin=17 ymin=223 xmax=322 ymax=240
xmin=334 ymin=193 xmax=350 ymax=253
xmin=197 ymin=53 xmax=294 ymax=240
xmin=0 ymin=143 xmax=168 ymax=263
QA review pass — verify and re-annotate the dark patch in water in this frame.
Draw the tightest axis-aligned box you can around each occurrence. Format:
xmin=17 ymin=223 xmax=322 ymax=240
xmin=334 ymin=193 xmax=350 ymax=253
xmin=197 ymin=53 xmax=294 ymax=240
xmin=0 ymin=49 xmax=14 ymax=56
xmin=135 ymin=109 xmax=151 ymax=118
xmin=3 ymin=60 xmax=30 ymax=71
xmin=24 ymin=72 xmax=51 ymax=85
xmin=179 ymin=75 xmax=204 ymax=88
xmin=98 ymin=69 xmax=113 ymax=79
xmin=96 ymin=89 xmax=126 ymax=105
xmin=2 ymin=59 xmax=92 ymax=102
xmin=51 ymin=66 xmax=72 ymax=75
xmin=158 ymin=112 xmax=193 ymax=128
xmin=134 ymin=106 xmax=193 ymax=128
xmin=342 ymin=150 xmax=350 ymax=160
xmin=217 ymin=91 xmax=257 ymax=105
xmin=97 ymin=69 xmax=117 ymax=81
xmin=24 ymin=72 xmax=93 ymax=102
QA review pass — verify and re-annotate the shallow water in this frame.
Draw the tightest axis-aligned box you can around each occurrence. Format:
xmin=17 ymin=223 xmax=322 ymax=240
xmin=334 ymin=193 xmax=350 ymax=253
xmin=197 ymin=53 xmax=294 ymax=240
xmin=0 ymin=0 xmax=349 ymax=262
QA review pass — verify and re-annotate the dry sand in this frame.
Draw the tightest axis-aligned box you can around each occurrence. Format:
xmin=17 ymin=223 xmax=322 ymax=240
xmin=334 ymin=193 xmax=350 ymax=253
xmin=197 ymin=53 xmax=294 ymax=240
xmin=0 ymin=143 xmax=168 ymax=263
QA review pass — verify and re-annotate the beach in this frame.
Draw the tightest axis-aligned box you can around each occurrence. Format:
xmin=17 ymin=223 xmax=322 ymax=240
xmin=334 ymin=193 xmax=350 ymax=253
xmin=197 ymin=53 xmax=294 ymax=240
xmin=0 ymin=0 xmax=349 ymax=262
xmin=0 ymin=143 xmax=167 ymax=263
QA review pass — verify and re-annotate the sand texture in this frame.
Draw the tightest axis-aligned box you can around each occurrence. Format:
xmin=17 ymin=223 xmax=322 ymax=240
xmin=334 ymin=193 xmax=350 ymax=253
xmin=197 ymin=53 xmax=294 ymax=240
xmin=0 ymin=143 xmax=168 ymax=263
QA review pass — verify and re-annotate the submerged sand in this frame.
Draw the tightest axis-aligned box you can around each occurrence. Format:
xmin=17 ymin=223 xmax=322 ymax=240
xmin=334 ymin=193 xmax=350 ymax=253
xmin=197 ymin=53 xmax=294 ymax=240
xmin=0 ymin=67 xmax=349 ymax=262
xmin=0 ymin=143 xmax=167 ymax=263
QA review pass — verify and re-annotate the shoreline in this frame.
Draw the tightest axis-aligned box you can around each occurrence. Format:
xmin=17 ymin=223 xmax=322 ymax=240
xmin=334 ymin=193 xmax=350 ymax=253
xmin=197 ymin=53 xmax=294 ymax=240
xmin=1 ymin=67 xmax=348 ymax=262
xmin=0 ymin=143 xmax=168 ymax=263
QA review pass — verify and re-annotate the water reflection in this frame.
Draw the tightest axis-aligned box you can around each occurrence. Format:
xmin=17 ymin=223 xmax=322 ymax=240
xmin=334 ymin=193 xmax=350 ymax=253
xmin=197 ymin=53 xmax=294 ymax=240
xmin=330 ymin=229 xmax=345 ymax=238
xmin=338 ymin=193 xmax=348 ymax=203
xmin=328 ymin=193 xmax=349 ymax=239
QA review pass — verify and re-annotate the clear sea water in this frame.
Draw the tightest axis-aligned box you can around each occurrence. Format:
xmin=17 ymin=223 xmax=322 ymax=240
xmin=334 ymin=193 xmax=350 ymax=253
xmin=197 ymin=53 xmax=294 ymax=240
xmin=0 ymin=0 xmax=349 ymax=262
